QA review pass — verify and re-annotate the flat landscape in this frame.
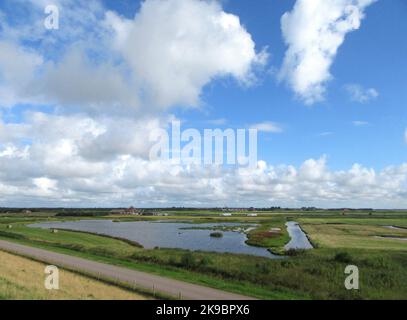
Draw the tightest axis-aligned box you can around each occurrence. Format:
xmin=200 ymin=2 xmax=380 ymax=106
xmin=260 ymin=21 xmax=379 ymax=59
xmin=0 ymin=208 xmax=406 ymax=300
xmin=1 ymin=0 xmax=406 ymax=308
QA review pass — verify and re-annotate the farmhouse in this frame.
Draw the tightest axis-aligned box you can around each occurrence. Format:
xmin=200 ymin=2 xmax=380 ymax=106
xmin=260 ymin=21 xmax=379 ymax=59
xmin=110 ymin=207 xmax=141 ymax=215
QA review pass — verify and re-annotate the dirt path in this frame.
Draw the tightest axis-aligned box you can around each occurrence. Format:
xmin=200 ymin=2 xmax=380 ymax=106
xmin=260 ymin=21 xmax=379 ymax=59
xmin=0 ymin=240 xmax=254 ymax=300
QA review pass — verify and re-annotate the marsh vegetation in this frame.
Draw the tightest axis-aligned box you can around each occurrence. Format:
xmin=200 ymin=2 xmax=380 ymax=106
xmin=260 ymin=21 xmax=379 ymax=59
xmin=0 ymin=210 xmax=406 ymax=299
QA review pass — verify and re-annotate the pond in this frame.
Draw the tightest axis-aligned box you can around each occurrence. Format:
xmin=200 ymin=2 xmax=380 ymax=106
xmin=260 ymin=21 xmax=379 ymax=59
xmin=384 ymin=225 xmax=407 ymax=231
xmin=284 ymin=221 xmax=313 ymax=250
xmin=29 ymin=220 xmax=279 ymax=259
xmin=374 ymin=236 xmax=407 ymax=241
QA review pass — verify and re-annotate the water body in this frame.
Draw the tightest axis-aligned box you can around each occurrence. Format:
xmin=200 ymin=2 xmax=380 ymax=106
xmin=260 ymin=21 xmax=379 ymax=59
xmin=29 ymin=220 xmax=278 ymax=259
xmin=374 ymin=236 xmax=407 ymax=241
xmin=384 ymin=226 xmax=407 ymax=231
xmin=284 ymin=221 xmax=313 ymax=250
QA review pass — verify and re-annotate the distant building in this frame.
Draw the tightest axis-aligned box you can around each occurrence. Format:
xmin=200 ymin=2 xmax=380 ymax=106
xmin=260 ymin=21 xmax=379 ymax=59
xmin=221 ymin=208 xmax=245 ymax=213
xmin=110 ymin=207 xmax=141 ymax=215
xmin=154 ymin=212 xmax=169 ymax=216
xmin=125 ymin=206 xmax=140 ymax=215
xmin=247 ymin=213 xmax=257 ymax=217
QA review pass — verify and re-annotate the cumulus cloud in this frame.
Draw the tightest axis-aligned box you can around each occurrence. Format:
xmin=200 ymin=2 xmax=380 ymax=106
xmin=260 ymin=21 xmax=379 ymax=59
xmin=345 ymin=84 xmax=379 ymax=103
xmin=35 ymin=49 xmax=140 ymax=114
xmin=279 ymin=0 xmax=376 ymax=104
xmin=0 ymin=0 xmax=405 ymax=209
xmin=2 ymin=111 xmax=406 ymax=208
xmin=0 ymin=0 xmax=129 ymax=111
xmin=0 ymin=0 xmax=270 ymax=207
xmin=105 ymin=0 xmax=267 ymax=109
xmin=0 ymin=41 xmax=44 ymax=107
xmin=0 ymin=0 xmax=266 ymax=114
xmin=1 ymin=135 xmax=406 ymax=207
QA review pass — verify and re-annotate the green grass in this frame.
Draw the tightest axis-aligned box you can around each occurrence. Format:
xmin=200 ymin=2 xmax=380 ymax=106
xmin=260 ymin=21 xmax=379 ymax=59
xmin=298 ymin=217 xmax=407 ymax=228
xmin=1 ymin=212 xmax=407 ymax=299
xmin=0 ymin=250 xmax=148 ymax=300
xmin=0 ymin=224 xmax=298 ymax=299
xmin=246 ymin=217 xmax=290 ymax=255
xmin=0 ymin=223 xmax=138 ymax=258
xmin=297 ymin=217 xmax=407 ymax=250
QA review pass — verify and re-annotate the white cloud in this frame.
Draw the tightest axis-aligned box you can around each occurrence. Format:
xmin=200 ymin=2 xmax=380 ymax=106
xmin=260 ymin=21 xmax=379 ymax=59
xmin=2 ymin=112 xmax=407 ymax=208
xmin=299 ymin=156 xmax=328 ymax=180
xmin=106 ymin=0 xmax=267 ymax=109
xmin=279 ymin=0 xmax=376 ymax=104
xmin=345 ymin=84 xmax=379 ymax=103
xmin=0 ymin=0 xmax=266 ymax=114
xmin=1 ymin=139 xmax=407 ymax=207
xmin=6 ymin=111 xmax=407 ymax=207
xmin=250 ymin=121 xmax=283 ymax=133
xmin=33 ymin=177 xmax=58 ymax=195
xmin=35 ymin=49 xmax=140 ymax=114
xmin=0 ymin=0 xmax=405 ymax=209
xmin=0 ymin=0 xmax=267 ymax=207
xmin=352 ymin=120 xmax=369 ymax=126
xmin=0 ymin=41 xmax=44 ymax=107
xmin=318 ymin=132 xmax=334 ymax=137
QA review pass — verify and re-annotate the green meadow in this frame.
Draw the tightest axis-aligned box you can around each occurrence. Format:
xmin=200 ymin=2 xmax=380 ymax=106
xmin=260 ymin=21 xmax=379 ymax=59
xmin=0 ymin=210 xmax=406 ymax=299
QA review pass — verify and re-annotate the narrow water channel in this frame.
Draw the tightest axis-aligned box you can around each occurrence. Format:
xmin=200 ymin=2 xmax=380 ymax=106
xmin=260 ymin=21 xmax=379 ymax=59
xmin=284 ymin=221 xmax=313 ymax=250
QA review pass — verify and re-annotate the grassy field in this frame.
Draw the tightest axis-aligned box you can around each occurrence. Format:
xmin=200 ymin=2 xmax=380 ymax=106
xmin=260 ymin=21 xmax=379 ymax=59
xmin=298 ymin=217 xmax=407 ymax=250
xmin=298 ymin=217 xmax=407 ymax=227
xmin=0 ymin=250 xmax=146 ymax=300
xmin=0 ymin=223 xmax=138 ymax=258
xmin=245 ymin=217 xmax=290 ymax=255
xmin=0 ymin=211 xmax=406 ymax=299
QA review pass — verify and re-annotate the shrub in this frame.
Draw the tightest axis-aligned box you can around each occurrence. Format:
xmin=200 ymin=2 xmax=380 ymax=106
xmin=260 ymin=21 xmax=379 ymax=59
xmin=0 ymin=230 xmax=27 ymax=240
xmin=362 ymin=256 xmax=392 ymax=269
xmin=334 ymin=251 xmax=353 ymax=263
xmin=168 ymin=256 xmax=177 ymax=266
xmin=255 ymin=262 xmax=270 ymax=274
xmin=87 ymin=247 xmax=118 ymax=258
xmin=200 ymin=256 xmax=212 ymax=267
xmin=280 ymin=260 xmax=295 ymax=268
xmin=60 ymin=243 xmax=86 ymax=251
xmin=210 ymin=232 xmax=223 ymax=238
xmin=286 ymin=249 xmax=306 ymax=256
xmin=180 ymin=252 xmax=197 ymax=269
xmin=55 ymin=211 xmax=108 ymax=217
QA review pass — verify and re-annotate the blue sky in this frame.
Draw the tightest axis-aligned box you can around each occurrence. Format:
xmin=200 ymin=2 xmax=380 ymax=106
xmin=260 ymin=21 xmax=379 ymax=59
xmin=0 ymin=0 xmax=406 ymax=208
xmin=174 ymin=0 xmax=407 ymax=170
xmin=93 ymin=0 xmax=407 ymax=170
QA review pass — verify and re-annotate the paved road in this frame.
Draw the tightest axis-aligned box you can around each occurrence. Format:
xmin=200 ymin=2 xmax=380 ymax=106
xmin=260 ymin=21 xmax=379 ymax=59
xmin=0 ymin=240 xmax=254 ymax=300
